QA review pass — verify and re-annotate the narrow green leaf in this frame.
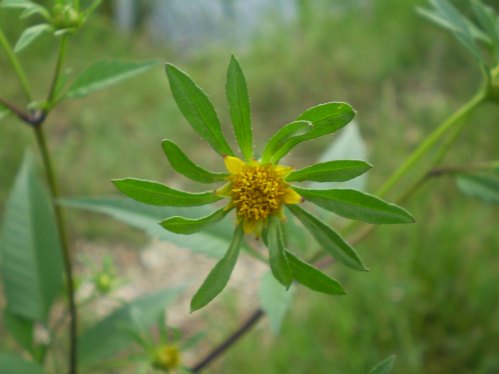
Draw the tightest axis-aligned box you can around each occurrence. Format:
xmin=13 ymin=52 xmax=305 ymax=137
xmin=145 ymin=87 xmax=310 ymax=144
xmin=113 ymin=178 xmax=221 ymax=206
xmin=287 ymin=205 xmax=367 ymax=271
xmin=14 ymin=24 xmax=51 ymax=53
xmin=0 ymin=353 xmax=44 ymax=374
xmin=286 ymin=251 xmax=345 ymax=295
xmin=0 ymin=153 xmax=64 ymax=322
xmin=271 ymin=102 xmax=355 ymax=162
xmin=369 ymin=355 xmax=396 ymax=374
xmin=259 ymin=271 xmax=295 ymax=334
xmin=160 ymin=207 xmax=230 ymax=234
xmin=457 ymin=173 xmax=499 ymax=204
xmin=161 ymin=139 xmax=227 ymax=183
xmin=293 ymin=187 xmax=414 ymax=224
xmin=166 ymin=63 xmax=234 ymax=156
xmin=471 ymin=0 xmax=499 ymax=44
xmin=191 ymin=226 xmax=243 ymax=312
xmin=66 ymin=60 xmax=159 ymax=98
xmin=4 ymin=311 xmax=34 ymax=354
xmin=226 ymin=55 xmax=253 ymax=161
xmin=59 ymin=197 xmax=233 ymax=258
xmin=78 ymin=288 xmax=181 ymax=369
xmin=267 ymin=217 xmax=293 ymax=288
xmin=261 ymin=120 xmax=312 ymax=163
xmin=286 ymin=160 xmax=371 ymax=183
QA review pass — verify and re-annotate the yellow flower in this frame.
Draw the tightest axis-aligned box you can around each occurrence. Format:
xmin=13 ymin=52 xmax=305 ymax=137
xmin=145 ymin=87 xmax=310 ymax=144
xmin=217 ymin=156 xmax=302 ymax=237
xmin=152 ymin=345 xmax=181 ymax=372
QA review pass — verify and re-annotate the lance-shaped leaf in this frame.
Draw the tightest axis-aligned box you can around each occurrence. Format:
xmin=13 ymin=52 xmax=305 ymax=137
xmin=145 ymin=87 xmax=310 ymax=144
xmin=293 ymin=187 xmax=414 ymax=224
xmin=113 ymin=178 xmax=221 ymax=206
xmin=267 ymin=217 xmax=293 ymax=288
xmin=261 ymin=120 xmax=312 ymax=163
xmin=286 ymin=160 xmax=372 ymax=183
xmin=161 ymin=139 xmax=227 ymax=183
xmin=369 ymin=355 xmax=396 ymax=374
xmin=286 ymin=251 xmax=345 ymax=295
xmin=191 ymin=226 xmax=243 ymax=312
xmin=66 ymin=60 xmax=159 ymax=98
xmin=287 ymin=205 xmax=367 ymax=271
xmin=226 ymin=55 xmax=253 ymax=161
xmin=271 ymin=102 xmax=355 ymax=162
xmin=166 ymin=63 xmax=234 ymax=156
xmin=259 ymin=271 xmax=295 ymax=334
xmin=14 ymin=24 xmax=52 ymax=53
xmin=0 ymin=153 xmax=64 ymax=322
xmin=160 ymin=207 xmax=230 ymax=234
xmin=472 ymin=0 xmax=499 ymax=45
xmin=457 ymin=173 xmax=499 ymax=204
xmin=0 ymin=0 xmax=49 ymax=20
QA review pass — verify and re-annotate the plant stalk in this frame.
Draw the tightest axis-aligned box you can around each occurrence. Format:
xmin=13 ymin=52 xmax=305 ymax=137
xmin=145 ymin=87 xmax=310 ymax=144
xmin=46 ymin=35 xmax=69 ymax=111
xmin=34 ymin=125 xmax=78 ymax=374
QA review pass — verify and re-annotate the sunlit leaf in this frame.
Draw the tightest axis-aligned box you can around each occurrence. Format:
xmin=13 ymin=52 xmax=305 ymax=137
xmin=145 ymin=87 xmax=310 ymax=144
xmin=261 ymin=120 xmax=311 ymax=163
xmin=286 ymin=160 xmax=371 ymax=183
xmin=160 ymin=207 xmax=230 ymax=234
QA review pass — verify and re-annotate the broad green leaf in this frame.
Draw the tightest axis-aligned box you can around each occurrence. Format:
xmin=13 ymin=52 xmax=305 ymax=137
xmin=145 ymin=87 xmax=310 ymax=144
xmin=4 ymin=311 xmax=34 ymax=353
xmin=267 ymin=217 xmax=293 ymax=288
xmin=191 ymin=226 xmax=243 ymax=312
xmin=287 ymin=160 xmax=371 ymax=183
xmin=271 ymin=102 xmax=355 ymax=162
xmin=369 ymin=355 xmax=396 ymax=374
xmin=286 ymin=251 xmax=345 ymax=295
xmin=226 ymin=55 xmax=253 ymax=161
xmin=261 ymin=120 xmax=312 ymax=163
xmin=457 ymin=173 xmax=499 ymax=204
xmin=66 ymin=60 xmax=159 ymax=98
xmin=293 ymin=187 xmax=414 ymax=224
xmin=160 ymin=207 xmax=230 ymax=234
xmin=161 ymin=139 xmax=227 ymax=183
xmin=113 ymin=178 xmax=221 ymax=206
xmin=0 ymin=353 xmax=44 ymax=374
xmin=259 ymin=271 xmax=295 ymax=334
xmin=78 ymin=288 xmax=181 ymax=369
xmin=0 ymin=153 xmax=64 ymax=322
xmin=60 ymin=197 xmax=231 ymax=258
xmin=287 ymin=205 xmax=367 ymax=271
xmin=14 ymin=24 xmax=52 ymax=53
xmin=166 ymin=63 xmax=234 ymax=156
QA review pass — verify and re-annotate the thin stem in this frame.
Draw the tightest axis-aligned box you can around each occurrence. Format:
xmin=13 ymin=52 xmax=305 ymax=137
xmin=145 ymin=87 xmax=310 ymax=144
xmin=191 ymin=309 xmax=264 ymax=372
xmin=46 ymin=35 xmax=69 ymax=111
xmin=0 ymin=96 xmax=32 ymax=123
xmin=0 ymin=26 xmax=33 ymax=102
xmin=33 ymin=126 xmax=78 ymax=374
xmin=375 ymin=90 xmax=486 ymax=198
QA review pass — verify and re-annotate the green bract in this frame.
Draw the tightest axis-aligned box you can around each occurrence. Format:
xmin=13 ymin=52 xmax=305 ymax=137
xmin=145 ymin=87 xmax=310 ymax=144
xmin=114 ymin=55 xmax=414 ymax=311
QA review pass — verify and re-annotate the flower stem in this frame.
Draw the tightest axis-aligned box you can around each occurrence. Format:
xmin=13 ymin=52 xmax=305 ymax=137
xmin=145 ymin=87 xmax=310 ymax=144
xmin=46 ymin=35 xmax=69 ymax=111
xmin=0 ymin=26 xmax=33 ymax=102
xmin=33 ymin=125 xmax=78 ymax=374
xmin=375 ymin=90 xmax=486 ymax=198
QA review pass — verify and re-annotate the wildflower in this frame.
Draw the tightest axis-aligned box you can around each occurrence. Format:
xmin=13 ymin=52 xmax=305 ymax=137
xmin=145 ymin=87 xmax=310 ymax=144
xmin=152 ymin=345 xmax=181 ymax=372
xmin=114 ymin=55 xmax=414 ymax=311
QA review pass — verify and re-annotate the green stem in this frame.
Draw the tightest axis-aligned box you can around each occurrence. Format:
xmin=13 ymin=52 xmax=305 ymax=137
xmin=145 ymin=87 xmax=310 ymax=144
xmin=46 ymin=35 xmax=69 ymax=111
xmin=33 ymin=126 xmax=78 ymax=374
xmin=0 ymin=26 xmax=33 ymax=102
xmin=376 ymin=90 xmax=486 ymax=198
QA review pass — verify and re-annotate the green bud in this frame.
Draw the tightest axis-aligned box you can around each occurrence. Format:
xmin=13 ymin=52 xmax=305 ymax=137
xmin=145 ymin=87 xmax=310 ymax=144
xmin=152 ymin=345 xmax=181 ymax=372
xmin=51 ymin=4 xmax=81 ymax=30
xmin=95 ymin=272 xmax=113 ymax=294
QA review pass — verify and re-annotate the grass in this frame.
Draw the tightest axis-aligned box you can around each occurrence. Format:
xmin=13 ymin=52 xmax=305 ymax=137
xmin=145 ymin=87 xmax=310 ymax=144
xmin=0 ymin=0 xmax=498 ymax=373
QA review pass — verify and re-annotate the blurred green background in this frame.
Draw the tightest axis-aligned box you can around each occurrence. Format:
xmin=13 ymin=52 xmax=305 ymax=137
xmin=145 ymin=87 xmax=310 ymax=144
xmin=1 ymin=0 xmax=498 ymax=373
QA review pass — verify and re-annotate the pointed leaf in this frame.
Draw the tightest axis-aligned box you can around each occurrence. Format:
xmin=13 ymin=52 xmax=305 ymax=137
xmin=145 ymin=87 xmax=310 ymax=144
xmin=287 ymin=160 xmax=371 ymax=183
xmin=0 ymin=153 xmax=64 ymax=322
xmin=259 ymin=271 xmax=295 ymax=334
xmin=286 ymin=251 xmax=345 ymax=295
xmin=160 ymin=207 xmax=230 ymax=234
xmin=14 ymin=24 xmax=51 ymax=53
xmin=293 ymin=187 xmax=414 ymax=224
xmin=369 ymin=355 xmax=396 ymax=374
xmin=113 ymin=178 xmax=221 ymax=206
xmin=0 ymin=353 xmax=44 ymax=374
xmin=166 ymin=63 xmax=234 ymax=156
xmin=471 ymin=0 xmax=499 ymax=44
xmin=271 ymin=102 xmax=355 ymax=162
xmin=261 ymin=120 xmax=312 ymax=163
xmin=191 ymin=226 xmax=243 ymax=312
xmin=78 ymin=288 xmax=181 ymax=369
xmin=287 ymin=205 xmax=367 ymax=271
xmin=66 ymin=60 xmax=159 ymax=98
xmin=226 ymin=55 xmax=253 ymax=160
xmin=161 ymin=139 xmax=227 ymax=183
xmin=267 ymin=217 xmax=293 ymax=288
xmin=457 ymin=173 xmax=499 ymax=204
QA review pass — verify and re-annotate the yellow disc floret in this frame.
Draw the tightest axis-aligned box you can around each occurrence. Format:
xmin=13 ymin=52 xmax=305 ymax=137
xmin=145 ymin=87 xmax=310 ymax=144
xmin=219 ymin=156 xmax=302 ymax=235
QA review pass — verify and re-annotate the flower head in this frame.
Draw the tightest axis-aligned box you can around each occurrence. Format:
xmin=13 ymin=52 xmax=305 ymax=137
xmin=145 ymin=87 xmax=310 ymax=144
xmin=114 ymin=55 xmax=414 ymax=312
